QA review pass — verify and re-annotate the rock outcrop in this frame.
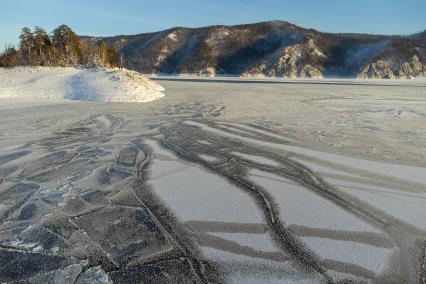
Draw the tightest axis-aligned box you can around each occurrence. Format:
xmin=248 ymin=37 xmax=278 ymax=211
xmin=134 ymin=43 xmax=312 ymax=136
xmin=357 ymin=55 xmax=426 ymax=79
xmin=242 ymin=48 xmax=322 ymax=78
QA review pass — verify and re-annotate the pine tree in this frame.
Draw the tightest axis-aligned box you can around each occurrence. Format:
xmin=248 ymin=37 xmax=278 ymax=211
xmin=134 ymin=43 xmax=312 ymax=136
xmin=10 ymin=24 xmax=116 ymax=68
xmin=97 ymin=39 xmax=108 ymax=66
xmin=34 ymin=26 xmax=51 ymax=65
xmin=107 ymin=47 xmax=117 ymax=67
xmin=52 ymin=25 xmax=83 ymax=65
xmin=19 ymin=27 xmax=34 ymax=65
xmin=96 ymin=40 xmax=117 ymax=67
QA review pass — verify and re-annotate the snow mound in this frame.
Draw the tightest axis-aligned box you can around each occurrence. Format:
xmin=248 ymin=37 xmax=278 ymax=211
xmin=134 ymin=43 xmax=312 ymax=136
xmin=0 ymin=67 xmax=165 ymax=102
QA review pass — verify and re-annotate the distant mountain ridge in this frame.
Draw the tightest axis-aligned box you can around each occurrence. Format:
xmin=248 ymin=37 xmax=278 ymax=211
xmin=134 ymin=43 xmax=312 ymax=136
xmin=82 ymin=20 xmax=426 ymax=79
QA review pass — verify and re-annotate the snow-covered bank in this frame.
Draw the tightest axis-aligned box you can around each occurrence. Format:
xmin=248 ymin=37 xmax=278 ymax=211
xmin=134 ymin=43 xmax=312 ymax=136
xmin=0 ymin=67 xmax=165 ymax=102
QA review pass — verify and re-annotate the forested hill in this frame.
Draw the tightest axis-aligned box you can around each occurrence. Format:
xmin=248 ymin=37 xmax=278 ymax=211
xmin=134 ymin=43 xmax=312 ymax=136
xmin=84 ymin=21 xmax=426 ymax=79
xmin=0 ymin=25 xmax=117 ymax=68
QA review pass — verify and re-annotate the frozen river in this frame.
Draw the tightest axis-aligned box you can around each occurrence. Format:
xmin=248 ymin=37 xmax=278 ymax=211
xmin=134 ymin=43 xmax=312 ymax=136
xmin=0 ymin=77 xmax=425 ymax=283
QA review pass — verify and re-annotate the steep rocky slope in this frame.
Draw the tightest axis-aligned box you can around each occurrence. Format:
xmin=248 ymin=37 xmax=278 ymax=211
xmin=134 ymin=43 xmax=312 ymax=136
xmin=82 ymin=21 xmax=426 ymax=79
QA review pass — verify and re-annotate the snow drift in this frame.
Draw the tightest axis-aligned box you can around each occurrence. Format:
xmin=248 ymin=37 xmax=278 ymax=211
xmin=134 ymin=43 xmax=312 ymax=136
xmin=0 ymin=67 xmax=165 ymax=102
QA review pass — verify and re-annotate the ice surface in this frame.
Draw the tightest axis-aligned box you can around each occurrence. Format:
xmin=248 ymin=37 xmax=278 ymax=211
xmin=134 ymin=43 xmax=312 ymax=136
xmin=292 ymin=158 xmax=359 ymax=178
xmin=198 ymin=154 xmax=218 ymax=162
xmin=220 ymin=122 xmax=299 ymax=143
xmin=276 ymin=144 xmax=426 ymax=185
xmin=209 ymin=232 xmax=279 ymax=252
xmin=231 ymin=151 xmax=280 ymax=167
xmin=249 ymin=169 xmax=380 ymax=233
xmin=185 ymin=120 xmax=426 ymax=185
xmin=327 ymin=177 xmax=426 ymax=230
xmin=303 ymin=237 xmax=393 ymax=274
xmin=149 ymin=146 xmax=263 ymax=223
xmin=201 ymin=247 xmax=324 ymax=284
xmin=0 ymin=75 xmax=424 ymax=283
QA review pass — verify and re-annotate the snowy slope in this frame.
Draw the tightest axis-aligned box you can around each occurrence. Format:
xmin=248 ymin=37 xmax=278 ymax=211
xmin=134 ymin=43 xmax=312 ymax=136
xmin=0 ymin=67 xmax=165 ymax=102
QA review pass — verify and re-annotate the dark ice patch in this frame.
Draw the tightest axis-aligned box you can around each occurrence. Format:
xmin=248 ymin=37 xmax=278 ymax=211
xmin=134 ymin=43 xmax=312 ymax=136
xmin=19 ymin=151 xmax=77 ymax=178
xmin=72 ymin=206 xmax=172 ymax=267
xmin=0 ymin=151 xmax=31 ymax=166
xmin=20 ymin=226 xmax=71 ymax=252
xmin=17 ymin=202 xmax=38 ymax=220
xmin=115 ymin=146 xmax=139 ymax=167
xmin=0 ymin=183 xmax=39 ymax=200
xmin=27 ymin=263 xmax=83 ymax=284
xmin=110 ymin=258 xmax=197 ymax=283
xmin=75 ymin=265 xmax=109 ymax=284
xmin=41 ymin=214 xmax=78 ymax=240
xmin=0 ymin=249 xmax=76 ymax=282
xmin=81 ymin=189 xmax=109 ymax=207
xmin=0 ymin=183 xmax=39 ymax=222
xmin=62 ymin=196 xmax=89 ymax=216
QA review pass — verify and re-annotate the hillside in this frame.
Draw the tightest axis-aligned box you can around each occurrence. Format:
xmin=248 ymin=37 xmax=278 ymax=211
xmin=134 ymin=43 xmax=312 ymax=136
xmin=83 ymin=20 xmax=426 ymax=79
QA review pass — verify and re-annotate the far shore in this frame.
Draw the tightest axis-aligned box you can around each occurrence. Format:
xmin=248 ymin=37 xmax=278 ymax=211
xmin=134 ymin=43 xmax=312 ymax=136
xmin=147 ymin=73 xmax=426 ymax=87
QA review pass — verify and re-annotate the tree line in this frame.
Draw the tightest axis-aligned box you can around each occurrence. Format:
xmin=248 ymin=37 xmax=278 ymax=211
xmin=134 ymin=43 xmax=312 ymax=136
xmin=0 ymin=25 xmax=118 ymax=68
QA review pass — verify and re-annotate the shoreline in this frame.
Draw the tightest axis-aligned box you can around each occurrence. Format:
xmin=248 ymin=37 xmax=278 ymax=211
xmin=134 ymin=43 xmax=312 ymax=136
xmin=148 ymin=74 xmax=426 ymax=87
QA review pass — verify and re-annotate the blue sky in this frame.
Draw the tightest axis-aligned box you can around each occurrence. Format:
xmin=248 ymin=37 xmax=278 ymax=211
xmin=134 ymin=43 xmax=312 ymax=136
xmin=1 ymin=0 xmax=425 ymax=49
